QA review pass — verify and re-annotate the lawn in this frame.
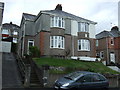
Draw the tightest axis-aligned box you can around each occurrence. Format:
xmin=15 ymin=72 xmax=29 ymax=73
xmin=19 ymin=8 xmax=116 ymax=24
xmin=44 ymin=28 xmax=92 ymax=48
xmin=33 ymin=57 xmax=120 ymax=74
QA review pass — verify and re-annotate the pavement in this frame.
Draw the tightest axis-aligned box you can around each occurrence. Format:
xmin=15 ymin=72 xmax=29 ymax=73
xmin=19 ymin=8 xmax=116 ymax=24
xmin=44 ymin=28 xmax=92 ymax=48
xmin=2 ymin=53 xmax=23 ymax=88
xmin=0 ymin=52 xmax=2 ymax=90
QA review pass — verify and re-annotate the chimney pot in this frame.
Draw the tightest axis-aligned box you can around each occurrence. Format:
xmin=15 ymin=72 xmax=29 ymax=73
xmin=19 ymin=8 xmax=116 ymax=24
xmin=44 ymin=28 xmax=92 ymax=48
xmin=55 ymin=4 xmax=62 ymax=10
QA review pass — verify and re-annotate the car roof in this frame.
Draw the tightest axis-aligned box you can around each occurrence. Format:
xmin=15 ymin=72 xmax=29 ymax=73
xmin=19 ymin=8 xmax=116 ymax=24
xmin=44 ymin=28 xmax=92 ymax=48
xmin=64 ymin=71 xmax=96 ymax=80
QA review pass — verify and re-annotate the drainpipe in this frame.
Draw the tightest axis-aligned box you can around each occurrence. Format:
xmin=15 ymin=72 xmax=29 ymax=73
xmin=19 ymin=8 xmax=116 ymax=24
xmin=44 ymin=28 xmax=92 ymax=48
xmin=22 ymin=22 xmax=26 ymax=57
xmin=106 ymin=37 xmax=109 ymax=65
xmin=72 ymin=36 xmax=74 ymax=57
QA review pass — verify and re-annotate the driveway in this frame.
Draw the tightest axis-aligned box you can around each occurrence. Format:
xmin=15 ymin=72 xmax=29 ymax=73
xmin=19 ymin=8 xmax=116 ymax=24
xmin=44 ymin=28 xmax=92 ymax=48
xmin=2 ymin=53 xmax=23 ymax=88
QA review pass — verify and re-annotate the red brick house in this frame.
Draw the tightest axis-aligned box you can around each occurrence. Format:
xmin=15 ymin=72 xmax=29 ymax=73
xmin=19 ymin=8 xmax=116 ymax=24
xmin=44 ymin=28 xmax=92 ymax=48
xmin=96 ymin=26 xmax=120 ymax=65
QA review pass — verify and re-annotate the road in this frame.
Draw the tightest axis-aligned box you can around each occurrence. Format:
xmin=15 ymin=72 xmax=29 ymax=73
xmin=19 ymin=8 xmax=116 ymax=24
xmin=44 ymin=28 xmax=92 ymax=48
xmin=0 ymin=52 xmax=2 ymax=90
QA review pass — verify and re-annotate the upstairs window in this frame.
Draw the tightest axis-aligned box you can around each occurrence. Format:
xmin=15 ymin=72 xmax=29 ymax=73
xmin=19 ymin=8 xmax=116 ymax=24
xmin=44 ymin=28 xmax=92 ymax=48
xmin=96 ymin=40 xmax=99 ymax=47
xmin=2 ymin=29 xmax=9 ymax=34
xmin=78 ymin=39 xmax=90 ymax=51
xmin=50 ymin=36 xmax=65 ymax=49
xmin=13 ymin=31 xmax=18 ymax=35
xmin=110 ymin=37 xmax=114 ymax=45
xmin=78 ymin=22 xmax=89 ymax=32
xmin=51 ymin=16 xmax=65 ymax=28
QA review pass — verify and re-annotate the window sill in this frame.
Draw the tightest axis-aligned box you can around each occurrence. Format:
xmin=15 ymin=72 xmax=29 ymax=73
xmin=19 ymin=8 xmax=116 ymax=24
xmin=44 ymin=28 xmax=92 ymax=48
xmin=50 ymin=26 xmax=65 ymax=29
xmin=78 ymin=50 xmax=90 ymax=52
xmin=50 ymin=47 xmax=65 ymax=50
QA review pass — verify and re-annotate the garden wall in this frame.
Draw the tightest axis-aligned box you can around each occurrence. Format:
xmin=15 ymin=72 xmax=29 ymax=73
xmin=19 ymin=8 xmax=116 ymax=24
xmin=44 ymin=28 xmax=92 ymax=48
xmin=31 ymin=60 xmax=120 ymax=88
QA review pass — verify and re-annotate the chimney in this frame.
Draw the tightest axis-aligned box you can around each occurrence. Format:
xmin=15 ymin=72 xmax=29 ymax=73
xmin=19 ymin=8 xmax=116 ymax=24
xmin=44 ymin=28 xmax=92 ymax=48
xmin=55 ymin=4 xmax=62 ymax=10
xmin=10 ymin=22 xmax=12 ymax=24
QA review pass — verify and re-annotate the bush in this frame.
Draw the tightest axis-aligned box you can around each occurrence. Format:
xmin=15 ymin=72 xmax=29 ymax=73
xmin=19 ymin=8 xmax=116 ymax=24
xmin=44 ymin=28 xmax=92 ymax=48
xmin=29 ymin=46 xmax=40 ymax=58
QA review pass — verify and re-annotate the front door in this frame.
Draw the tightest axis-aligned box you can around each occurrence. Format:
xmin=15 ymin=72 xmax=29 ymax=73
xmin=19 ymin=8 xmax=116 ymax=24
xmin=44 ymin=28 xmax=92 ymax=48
xmin=110 ymin=53 xmax=115 ymax=63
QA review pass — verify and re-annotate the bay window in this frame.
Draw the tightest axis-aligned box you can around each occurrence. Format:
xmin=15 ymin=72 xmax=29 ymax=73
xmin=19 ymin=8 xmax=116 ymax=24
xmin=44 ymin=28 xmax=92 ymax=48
xmin=51 ymin=16 xmax=65 ymax=28
xmin=50 ymin=36 xmax=65 ymax=49
xmin=78 ymin=39 xmax=90 ymax=51
xmin=78 ymin=22 xmax=89 ymax=32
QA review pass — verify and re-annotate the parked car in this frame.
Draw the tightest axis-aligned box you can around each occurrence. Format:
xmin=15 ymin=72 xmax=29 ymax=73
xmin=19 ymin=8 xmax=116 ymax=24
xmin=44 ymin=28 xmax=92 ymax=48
xmin=54 ymin=71 xmax=109 ymax=90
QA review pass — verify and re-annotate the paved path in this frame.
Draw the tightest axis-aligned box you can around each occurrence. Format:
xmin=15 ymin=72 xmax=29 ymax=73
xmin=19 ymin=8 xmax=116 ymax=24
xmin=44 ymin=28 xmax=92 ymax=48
xmin=0 ymin=52 xmax=2 ymax=90
xmin=2 ymin=53 xmax=23 ymax=88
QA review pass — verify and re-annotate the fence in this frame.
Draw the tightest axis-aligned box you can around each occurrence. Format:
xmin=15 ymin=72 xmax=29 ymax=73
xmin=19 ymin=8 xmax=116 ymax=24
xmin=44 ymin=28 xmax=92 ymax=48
xmin=16 ymin=54 xmax=31 ymax=87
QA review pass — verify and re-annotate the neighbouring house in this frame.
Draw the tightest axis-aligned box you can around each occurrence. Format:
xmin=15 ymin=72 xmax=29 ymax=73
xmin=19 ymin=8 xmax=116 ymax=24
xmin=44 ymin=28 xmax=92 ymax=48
xmin=96 ymin=26 xmax=120 ymax=65
xmin=2 ymin=22 xmax=20 ymax=43
xmin=18 ymin=4 xmax=97 ymax=61
xmin=1 ymin=22 xmax=20 ymax=53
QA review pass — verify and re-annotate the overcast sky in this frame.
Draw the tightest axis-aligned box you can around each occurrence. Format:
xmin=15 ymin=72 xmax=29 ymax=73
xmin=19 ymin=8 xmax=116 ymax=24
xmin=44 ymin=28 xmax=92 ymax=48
xmin=1 ymin=0 xmax=120 ymax=34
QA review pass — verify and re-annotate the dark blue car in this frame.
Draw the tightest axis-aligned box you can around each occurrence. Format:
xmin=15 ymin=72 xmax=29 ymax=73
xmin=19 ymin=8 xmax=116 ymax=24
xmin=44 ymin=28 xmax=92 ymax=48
xmin=54 ymin=71 xmax=109 ymax=90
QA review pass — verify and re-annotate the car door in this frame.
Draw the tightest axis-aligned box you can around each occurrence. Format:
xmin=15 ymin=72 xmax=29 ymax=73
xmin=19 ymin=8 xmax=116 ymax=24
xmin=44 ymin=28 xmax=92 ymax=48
xmin=92 ymin=74 xmax=107 ymax=89
xmin=75 ymin=74 xmax=94 ymax=89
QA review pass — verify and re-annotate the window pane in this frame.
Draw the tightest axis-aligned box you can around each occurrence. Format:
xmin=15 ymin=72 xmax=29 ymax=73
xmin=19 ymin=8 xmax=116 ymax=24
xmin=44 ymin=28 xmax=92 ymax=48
xmin=55 ymin=36 xmax=57 ymax=47
xmin=2 ymin=29 xmax=9 ymax=34
xmin=50 ymin=36 xmax=53 ymax=47
xmin=13 ymin=38 xmax=17 ymax=43
xmin=78 ymin=39 xmax=90 ymax=51
xmin=51 ymin=16 xmax=65 ymax=28
xmin=51 ymin=17 xmax=54 ymax=27
xmin=81 ymin=23 xmax=85 ymax=32
xmin=50 ymin=36 xmax=64 ymax=49
xmin=59 ymin=18 xmax=61 ymax=27
xmin=13 ymin=31 xmax=18 ymax=35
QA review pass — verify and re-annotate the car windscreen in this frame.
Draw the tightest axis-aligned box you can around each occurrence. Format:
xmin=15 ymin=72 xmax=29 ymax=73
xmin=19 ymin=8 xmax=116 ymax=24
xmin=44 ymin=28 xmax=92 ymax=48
xmin=64 ymin=72 xmax=83 ymax=80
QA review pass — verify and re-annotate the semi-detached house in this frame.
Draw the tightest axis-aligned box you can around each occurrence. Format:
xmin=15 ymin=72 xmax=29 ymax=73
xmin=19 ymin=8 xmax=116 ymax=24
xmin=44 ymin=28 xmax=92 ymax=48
xmin=18 ymin=4 xmax=97 ymax=61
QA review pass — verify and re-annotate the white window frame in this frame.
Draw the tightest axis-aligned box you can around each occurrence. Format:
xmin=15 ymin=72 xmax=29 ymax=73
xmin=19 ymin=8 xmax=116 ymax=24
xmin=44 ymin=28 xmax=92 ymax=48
xmin=27 ymin=39 xmax=34 ymax=54
xmin=78 ymin=39 xmax=90 ymax=51
xmin=78 ymin=22 xmax=89 ymax=32
xmin=50 ymin=36 xmax=65 ymax=49
xmin=51 ymin=16 xmax=65 ymax=28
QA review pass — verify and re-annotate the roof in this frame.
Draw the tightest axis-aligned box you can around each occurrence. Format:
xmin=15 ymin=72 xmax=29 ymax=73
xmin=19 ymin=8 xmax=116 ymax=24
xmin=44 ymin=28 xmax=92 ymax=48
xmin=22 ymin=10 xmax=97 ymax=24
xmin=23 ymin=13 xmax=37 ymax=21
xmin=96 ymin=29 xmax=120 ymax=39
xmin=2 ymin=23 xmax=20 ymax=30
xmin=40 ymin=10 xmax=97 ymax=24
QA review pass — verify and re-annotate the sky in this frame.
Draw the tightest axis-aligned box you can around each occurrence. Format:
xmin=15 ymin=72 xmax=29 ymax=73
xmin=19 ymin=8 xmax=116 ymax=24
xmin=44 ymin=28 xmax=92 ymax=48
xmin=0 ymin=0 xmax=120 ymax=34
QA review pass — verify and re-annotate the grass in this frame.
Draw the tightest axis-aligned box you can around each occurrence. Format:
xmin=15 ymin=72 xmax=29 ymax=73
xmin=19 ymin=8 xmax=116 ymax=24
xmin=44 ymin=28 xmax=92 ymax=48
xmin=33 ymin=57 xmax=120 ymax=74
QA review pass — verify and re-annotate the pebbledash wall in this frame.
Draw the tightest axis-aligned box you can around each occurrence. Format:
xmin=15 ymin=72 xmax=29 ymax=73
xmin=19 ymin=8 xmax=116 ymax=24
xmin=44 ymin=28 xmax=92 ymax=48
xmin=18 ymin=4 xmax=97 ymax=61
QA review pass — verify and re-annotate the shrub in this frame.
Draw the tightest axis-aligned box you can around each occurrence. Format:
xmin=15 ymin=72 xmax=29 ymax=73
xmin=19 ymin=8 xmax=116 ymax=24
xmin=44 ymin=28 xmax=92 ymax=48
xmin=29 ymin=46 xmax=40 ymax=58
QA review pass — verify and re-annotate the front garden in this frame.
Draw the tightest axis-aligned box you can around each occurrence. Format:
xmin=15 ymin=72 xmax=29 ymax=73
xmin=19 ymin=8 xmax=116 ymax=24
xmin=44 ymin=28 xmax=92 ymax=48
xmin=33 ymin=57 xmax=120 ymax=74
